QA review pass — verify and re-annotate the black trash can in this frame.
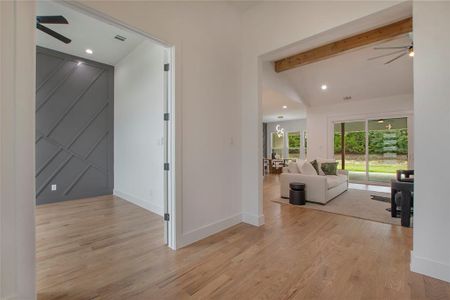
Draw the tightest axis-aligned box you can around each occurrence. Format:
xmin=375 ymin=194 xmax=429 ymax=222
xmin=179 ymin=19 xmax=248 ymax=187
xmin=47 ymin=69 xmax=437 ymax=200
xmin=289 ymin=182 xmax=306 ymax=205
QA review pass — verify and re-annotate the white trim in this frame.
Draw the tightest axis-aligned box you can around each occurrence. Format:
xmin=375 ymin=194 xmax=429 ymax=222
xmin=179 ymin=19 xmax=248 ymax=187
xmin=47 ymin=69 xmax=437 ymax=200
xmin=114 ymin=190 xmax=163 ymax=216
xmin=242 ymin=213 xmax=265 ymax=226
xmin=59 ymin=1 xmax=178 ymax=250
xmin=2 ymin=296 xmax=33 ymax=300
xmin=411 ymin=251 xmax=450 ymax=283
xmin=61 ymin=1 xmax=170 ymax=48
xmin=179 ymin=214 xmax=243 ymax=248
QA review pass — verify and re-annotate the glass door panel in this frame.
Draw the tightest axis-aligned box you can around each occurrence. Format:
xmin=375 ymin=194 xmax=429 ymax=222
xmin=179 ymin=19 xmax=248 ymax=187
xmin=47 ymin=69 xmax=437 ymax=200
xmin=334 ymin=121 xmax=366 ymax=182
xmin=287 ymin=132 xmax=300 ymax=159
xmin=368 ymin=118 xmax=408 ymax=182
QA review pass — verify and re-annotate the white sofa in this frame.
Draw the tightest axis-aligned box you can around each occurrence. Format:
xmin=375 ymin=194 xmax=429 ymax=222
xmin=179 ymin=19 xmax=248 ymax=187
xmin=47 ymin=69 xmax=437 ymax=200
xmin=280 ymin=161 xmax=348 ymax=204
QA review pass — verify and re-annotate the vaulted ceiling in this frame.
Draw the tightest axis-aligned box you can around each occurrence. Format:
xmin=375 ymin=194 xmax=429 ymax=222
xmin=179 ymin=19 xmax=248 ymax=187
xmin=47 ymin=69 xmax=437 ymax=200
xmin=262 ymin=34 xmax=413 ymax=121
xmin=280 ymin=34 xmax=413 ymax=107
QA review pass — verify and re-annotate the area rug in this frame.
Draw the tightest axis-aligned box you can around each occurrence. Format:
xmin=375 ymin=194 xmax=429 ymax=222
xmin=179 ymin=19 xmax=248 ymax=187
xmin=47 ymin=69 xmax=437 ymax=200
xmin=272 ymin=189 xmax=400 ymax=226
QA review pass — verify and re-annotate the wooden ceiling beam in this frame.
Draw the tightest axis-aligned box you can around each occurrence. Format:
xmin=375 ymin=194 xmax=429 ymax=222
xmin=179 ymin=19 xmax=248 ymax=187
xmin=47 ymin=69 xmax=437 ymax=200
xmin=274 ymin=17 xmax=412 ymax=73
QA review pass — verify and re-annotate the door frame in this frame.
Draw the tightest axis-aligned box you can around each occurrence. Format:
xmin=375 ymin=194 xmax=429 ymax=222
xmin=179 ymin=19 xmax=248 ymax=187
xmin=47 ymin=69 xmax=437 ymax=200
xmin=328 ymin=111 xmax=414 ymax=185
xmin=54 ymin=1 xmax=178 ymax=249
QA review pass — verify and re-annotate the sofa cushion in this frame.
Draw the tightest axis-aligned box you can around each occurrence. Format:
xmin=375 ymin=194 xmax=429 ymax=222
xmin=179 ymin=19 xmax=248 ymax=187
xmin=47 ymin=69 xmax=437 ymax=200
xmin=287 ymin=161 xmax=299 ymax=173
xmin=326 ymin=175 xmax=347 ymax=189
xmin=300 ymin=161 xmax=318 ymax=176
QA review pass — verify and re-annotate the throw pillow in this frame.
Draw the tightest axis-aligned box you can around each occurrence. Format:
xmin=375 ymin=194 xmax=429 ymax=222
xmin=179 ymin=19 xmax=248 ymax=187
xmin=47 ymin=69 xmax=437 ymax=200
xmin=301 ymin=161 xmax=318 ymax=176
xmin=287 ymin=161 xmax=299 ymax=173
xmin=296 ymin=159 xmax=305 ymax=173
xmin=321 ymin=162 xmax=338 ymax=175
xmin=310 ymin=160 xmax=320 ymax=175
xmin=317 ymin=158 xmax=337 ymax=175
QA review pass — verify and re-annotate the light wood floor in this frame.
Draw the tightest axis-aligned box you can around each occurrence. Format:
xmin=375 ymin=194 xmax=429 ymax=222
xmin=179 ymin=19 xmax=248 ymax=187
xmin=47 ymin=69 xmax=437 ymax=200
xmin=36 ymin=175 xmax=450 ymax=299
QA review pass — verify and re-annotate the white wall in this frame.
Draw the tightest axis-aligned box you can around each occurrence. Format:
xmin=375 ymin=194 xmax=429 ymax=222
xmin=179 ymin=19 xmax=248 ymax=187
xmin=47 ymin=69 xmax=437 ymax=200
xmin=306 ymin=94 xmax=413 ymax=160
xmin=411 ymin=2 xmax=450 ymax=283
xmin=78 ymin=1 xmax=243 ymax=247
xmin=266 ymin=119 xmax=307 ymax=159
xmin=3 ymin=2 xmax=449 ymax=298
xmin=114 ymin=40 xmax=165 ymax=216
xmin=2 ymin=2 xmax=243 ymax=297
xmin=0 ymin=2 xmax=36 ymax=299
xmin=240 ymin=1 xmax=408 ymax=225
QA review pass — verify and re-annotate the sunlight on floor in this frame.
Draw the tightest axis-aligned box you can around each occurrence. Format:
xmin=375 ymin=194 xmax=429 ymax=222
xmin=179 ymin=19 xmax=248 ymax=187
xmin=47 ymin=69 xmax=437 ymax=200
xmin=349 ymin=183 xmax=390 ymax=193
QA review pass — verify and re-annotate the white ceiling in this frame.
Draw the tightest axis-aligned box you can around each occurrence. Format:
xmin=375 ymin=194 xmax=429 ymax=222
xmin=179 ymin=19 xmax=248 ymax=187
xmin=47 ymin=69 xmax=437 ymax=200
xmin=262 ymin=88 xmax=306 ymax=123
xmin=36 ymin=1 xmax=145 ymax=66
xmin=279 ymin=34 xmax=414 ymax=107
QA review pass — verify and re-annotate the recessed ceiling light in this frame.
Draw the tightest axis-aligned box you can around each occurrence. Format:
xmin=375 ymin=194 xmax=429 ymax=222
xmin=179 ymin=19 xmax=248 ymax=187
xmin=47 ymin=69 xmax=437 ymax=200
xmin=77 ymin=61 xmax=83 ymax=66
xmin=377 ymin=119 xmax=384 ymax=124
xmin=282 ymin=105 xmax=287 ymax=109
xmin=85 ymin=49 xmax=93 ymax=54
xmin=321 ymin=84 xmax=327 ymax=90
xmin=408 ymin=46 xmax=414 ymax=57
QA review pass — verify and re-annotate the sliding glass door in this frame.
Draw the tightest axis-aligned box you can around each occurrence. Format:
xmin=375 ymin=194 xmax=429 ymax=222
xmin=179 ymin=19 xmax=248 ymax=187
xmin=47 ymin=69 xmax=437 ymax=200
xmin=334 ymin=117 xmax=409 ymax=184
xmin=334 ymin=121 xmax=366 ymax=182
xmin=287 ymin=132 xmax=300 ymax=159
xmin=368 ymin=118 xmax=408 ymax=182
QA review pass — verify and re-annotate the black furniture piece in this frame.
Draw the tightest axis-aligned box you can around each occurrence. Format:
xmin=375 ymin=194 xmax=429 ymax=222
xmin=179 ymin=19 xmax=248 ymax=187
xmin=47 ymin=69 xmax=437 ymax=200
xmin=289 ymin=182 xmax=306 ymax=205
xmin=391 ymin=170 xmax=414 ymax=227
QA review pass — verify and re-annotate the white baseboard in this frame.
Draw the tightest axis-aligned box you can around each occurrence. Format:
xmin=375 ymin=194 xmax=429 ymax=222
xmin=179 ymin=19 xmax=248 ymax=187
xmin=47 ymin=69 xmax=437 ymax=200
xmin=113 ymin=190 xmax=163 ymax=216
xmin=179 ymin=213 xmax=242 ymax=248
xmin=411 ymin=251 xmax=450 ymax=283
xmin=242 ymin=213 xmax=265 ymax=226
xmin=1 ymin=295 xmax=33 ymax=300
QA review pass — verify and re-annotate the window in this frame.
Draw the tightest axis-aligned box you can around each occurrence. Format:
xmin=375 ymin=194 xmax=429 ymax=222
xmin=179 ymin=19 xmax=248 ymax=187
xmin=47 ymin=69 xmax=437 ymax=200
xmin=287 ymin=132 xmax=300 ymax=159
xmin=271 ymin=132 xmax=284 ymax=159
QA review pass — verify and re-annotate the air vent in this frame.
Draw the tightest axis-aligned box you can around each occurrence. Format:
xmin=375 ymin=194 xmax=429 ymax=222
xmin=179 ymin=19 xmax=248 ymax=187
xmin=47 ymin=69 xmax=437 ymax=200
xmin=277 ymin=115 xmax=284 ymax=119
xmin=114 ymin=35 xmax=126 ymax=42
xmin=343 ymin=96 xmax=352 ymax=101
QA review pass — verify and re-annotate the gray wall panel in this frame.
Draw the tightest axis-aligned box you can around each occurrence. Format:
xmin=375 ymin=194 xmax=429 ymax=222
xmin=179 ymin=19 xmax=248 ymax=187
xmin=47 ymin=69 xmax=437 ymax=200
xmin=36 ymin=46 xmax=114 ymax=204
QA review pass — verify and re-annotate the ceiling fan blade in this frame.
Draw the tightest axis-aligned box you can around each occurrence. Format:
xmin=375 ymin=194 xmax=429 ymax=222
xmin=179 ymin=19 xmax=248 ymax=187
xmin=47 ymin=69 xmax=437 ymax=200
xmin=374 ymin=46 xmax=409 ymax=50
xmin=36 ymin=23 xmax=71 ymax=44
xmin=36 ymin=15 xmax=68 ymax=24
xmin=368 ymin=50 xmax=405 ymax=61
xmin=384 ymin=52 xmax=407 ymax=64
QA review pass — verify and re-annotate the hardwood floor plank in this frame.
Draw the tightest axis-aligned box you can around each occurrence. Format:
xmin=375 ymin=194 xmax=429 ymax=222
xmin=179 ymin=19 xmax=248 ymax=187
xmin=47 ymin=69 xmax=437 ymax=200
xmin=36 ymin=176 xmax=450 ymax=299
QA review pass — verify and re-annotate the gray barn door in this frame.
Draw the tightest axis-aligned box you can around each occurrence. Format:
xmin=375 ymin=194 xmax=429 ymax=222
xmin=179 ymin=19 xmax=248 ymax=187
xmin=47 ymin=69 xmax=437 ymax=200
xmin=35 ymin=46 xmax=114 ymax=204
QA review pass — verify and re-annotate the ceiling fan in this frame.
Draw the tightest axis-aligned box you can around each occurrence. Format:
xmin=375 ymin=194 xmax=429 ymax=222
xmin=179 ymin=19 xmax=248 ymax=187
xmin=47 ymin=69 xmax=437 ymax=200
xmin=36 ymin=15 xmax=71 ymax=44
xmin=368 ymin=37 xmax=414 ymax=65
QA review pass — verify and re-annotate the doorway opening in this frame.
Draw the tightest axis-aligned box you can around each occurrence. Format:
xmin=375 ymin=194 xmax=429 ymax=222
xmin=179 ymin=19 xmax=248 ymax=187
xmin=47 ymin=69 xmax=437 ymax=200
xmin=258 ymin=6 xmax=413 ymax=227
xmin=34 ymin=1 xmax=176 ymax=296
